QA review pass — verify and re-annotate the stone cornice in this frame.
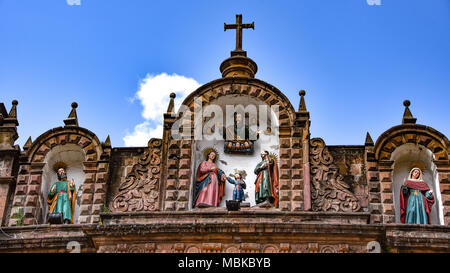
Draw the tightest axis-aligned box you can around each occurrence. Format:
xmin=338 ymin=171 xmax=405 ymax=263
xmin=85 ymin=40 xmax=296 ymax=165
xmin=0 ymin=222 xmax=449 ymax=253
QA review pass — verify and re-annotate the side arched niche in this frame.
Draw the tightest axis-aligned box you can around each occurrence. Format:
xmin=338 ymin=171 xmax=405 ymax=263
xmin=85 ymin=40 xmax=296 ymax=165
xmin=372 ymin=124 xmax=450 ymax=225
xmin=41 ymin=144 xmax=86 ymax=224
xmin=8 ymin=126 xmax=110 ymax=226
xmin=391 ymin=143 xmax=444 ymax=225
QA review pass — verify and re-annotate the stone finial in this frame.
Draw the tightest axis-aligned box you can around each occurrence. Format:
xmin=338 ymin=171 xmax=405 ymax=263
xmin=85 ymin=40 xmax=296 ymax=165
xmin=402 ymin=100 xmax=417 ymax=124
xmin=0 ymin=101 xmax=19 ymax=126
xmin=23 ymin=136 xmax=32 ymax=151
xmin=167 ymin=93 xmax=176 ymax=114
xmin=299 ymin=90 xmax=307 ymax=112
xmin=64 ymin=102 xmax=79 ymax=127
xmin=0 ymin=101 xmax=19 ymax=147
xmin=8 ymin=100 xmax=18 ymax=118
xmin=365 ymin=132 xmax=374 ymax=146
xmin=104 ymin=135 xmax=111 ymax=147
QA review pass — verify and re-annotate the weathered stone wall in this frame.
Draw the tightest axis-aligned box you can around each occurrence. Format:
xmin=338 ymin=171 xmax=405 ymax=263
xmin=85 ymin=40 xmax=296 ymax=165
xmin=328 ymin=146 xmax=369 ymax=210
xmin=0 ymin=152 xmax=19 ymax=226
xmin=106 ymin=147 xmax=147 ymax=209
xmin=108 ymin=139 xmax=163 ymax=213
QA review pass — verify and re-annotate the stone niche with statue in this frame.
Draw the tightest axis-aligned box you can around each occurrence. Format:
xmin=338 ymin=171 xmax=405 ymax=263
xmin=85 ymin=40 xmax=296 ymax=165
xmin=0 ymin=15 xmax=449 ymax=253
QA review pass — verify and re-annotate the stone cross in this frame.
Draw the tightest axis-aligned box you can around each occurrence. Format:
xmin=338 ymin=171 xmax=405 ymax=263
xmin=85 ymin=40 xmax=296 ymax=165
xmin=224 ymin=14 xmax=254 ymax=51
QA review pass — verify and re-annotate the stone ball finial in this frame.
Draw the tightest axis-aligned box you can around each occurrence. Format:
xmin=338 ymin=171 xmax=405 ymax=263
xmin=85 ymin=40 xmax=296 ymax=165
xmin=71 ymin=102 xmax=78 ymax=109
xmin=403 ymin=100 xmax=411 ymax=107
xmin=170 ymin=93 xmax=176 ymax=99
xmin=299 ymin=90 xmax=306 ymax=97
xmin=12 ymin=100 xmax=18 ymax=106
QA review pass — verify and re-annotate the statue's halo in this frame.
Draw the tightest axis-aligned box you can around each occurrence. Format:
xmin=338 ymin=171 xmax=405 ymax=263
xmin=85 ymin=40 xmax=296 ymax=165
xmin=203 ymin=147 xmax=220 ymax=162
xmin=52 ymin=161 xmax=68 ymax=173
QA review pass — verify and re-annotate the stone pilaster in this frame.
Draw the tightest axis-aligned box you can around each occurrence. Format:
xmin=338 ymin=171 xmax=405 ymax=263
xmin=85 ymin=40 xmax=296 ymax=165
xmin=378 ymin=160 xmax=395 ymax=224
xmin=0 ymin=101 xmax=20 ymax=226
xmin=434 ymin=160 xmax=450 ymax=226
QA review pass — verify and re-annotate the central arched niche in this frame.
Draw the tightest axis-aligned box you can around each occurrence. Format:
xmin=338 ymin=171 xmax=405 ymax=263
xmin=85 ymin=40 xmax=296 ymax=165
xmin=391 ymin=143 xmax=444 ymax=225
xmin=40 ymin=144 xmax=86 ymax=224
xmin=190 ymin=94 xmax=280 ymax=208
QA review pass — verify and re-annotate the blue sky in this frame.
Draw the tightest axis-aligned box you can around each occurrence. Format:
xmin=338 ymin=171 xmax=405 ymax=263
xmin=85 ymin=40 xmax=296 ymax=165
xmin=1 ymin=0 xmax=449 ymax=147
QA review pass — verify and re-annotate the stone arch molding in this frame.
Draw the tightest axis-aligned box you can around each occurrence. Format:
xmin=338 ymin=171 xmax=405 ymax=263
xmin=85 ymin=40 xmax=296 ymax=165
xmin=179 ymin=77 xmax=297 ymax=128
xmin=9 ymin=126 xmax=110 ymax=226
xmin=27 ymin=127 xmax=103 ymax=163
xmin=374 ymin=124 xmax=449 ymax=162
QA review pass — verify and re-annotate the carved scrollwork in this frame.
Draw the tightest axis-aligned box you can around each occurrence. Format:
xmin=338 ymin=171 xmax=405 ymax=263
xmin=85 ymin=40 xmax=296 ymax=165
xmin=319 ymin=245 xmax=338 ymax=253
xmin=98 ymin=243 xmax=156 ymax=253
xmin=111 ymin=138 xmax=162 ymax=212
xmin=309 ymin=138 xmax=361 ymax=212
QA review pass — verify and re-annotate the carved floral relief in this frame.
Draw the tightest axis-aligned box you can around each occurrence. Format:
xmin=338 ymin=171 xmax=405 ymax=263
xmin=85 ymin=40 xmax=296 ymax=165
xmin=111 ymin=139 xmax=162 ymax=212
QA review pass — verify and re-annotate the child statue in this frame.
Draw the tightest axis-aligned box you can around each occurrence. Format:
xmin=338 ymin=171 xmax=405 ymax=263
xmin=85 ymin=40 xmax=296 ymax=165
xmin=227 ymin=170 xmax=247 ymax=202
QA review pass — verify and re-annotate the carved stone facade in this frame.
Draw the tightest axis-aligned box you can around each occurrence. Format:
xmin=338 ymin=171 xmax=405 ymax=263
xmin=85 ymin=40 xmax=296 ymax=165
xmin=309 ymin=138 xmax=361 ymax=213
xmin=111 ymin=139 xmax=162 ymax=212
xmin=0 ymin=23 xmax=449 ymax=253
xmin=97 ymin=242 xmax=356 ymax=254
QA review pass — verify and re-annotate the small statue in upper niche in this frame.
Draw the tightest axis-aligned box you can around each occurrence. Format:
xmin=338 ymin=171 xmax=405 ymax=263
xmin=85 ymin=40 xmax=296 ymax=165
xmin=400 ymin=167 xmax=435 ymax=224
xmin=224 ymin=113 xmax=258 ymax=154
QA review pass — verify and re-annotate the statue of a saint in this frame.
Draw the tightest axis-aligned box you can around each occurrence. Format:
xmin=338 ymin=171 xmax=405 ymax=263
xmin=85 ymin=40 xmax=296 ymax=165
xmin=47 ymin=164 xmax=76 ymax=224
xmin=193 ymin=148 xmax=227 ymax=208
xmin=254 ymin=151 xmax=279 ymax=207
xmin=400 ymin=167 xmax=435 ymax=224
xmin=227 ymin=170 xmax=247 ymax=202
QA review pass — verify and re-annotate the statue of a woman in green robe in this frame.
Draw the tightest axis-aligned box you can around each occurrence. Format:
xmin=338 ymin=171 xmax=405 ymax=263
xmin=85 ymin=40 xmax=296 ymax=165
xmin=47 ymin=165 xmax=76 ymax=224
xmin=400 ymin=167 xmax=435 ymax=224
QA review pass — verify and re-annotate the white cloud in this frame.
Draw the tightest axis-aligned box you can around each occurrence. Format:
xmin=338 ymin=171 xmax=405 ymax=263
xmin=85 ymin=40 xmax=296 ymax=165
xmin=66 ymin=0 xmax=81 ymax=6
xmin=123 ymin=73 xmax=201 ymax=147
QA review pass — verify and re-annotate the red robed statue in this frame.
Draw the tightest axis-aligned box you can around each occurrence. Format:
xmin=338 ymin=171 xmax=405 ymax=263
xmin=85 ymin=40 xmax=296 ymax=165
xmin=400 ymin=167 xmax=435 ymax=224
